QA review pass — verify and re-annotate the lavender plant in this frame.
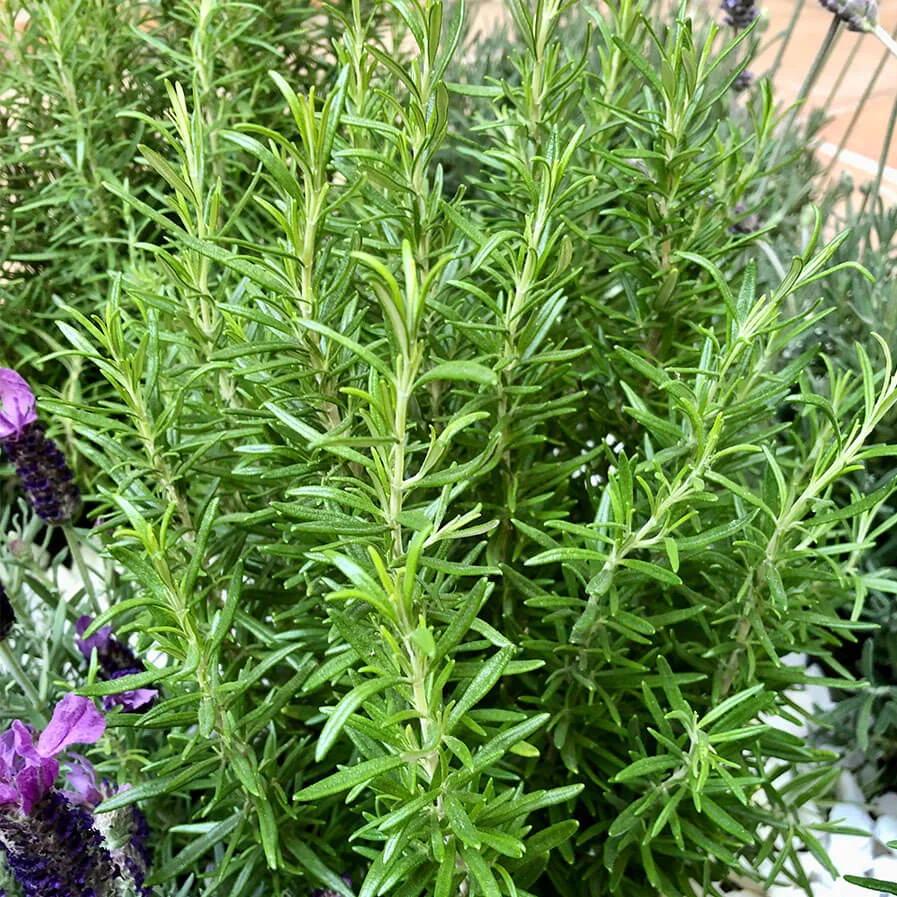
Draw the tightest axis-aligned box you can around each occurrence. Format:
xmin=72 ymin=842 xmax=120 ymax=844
xmin=0 ymin=694 xmax=151 ymax=897
xmin=772 ymin=189 xmax=897 ymax=790
xmin=2 ymin=1 xmax=897 ymax=896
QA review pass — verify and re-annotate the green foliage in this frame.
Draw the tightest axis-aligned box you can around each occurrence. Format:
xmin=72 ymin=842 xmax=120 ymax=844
xmin=0 ymin=0 xmax=374 ymax=384
xmin=846 ymin=868 xmax=897 ymax=896
xmin=778 ymin=186 xmax=897 ymax=785
xmin=3 ymin=1 xmax=897 ymax=896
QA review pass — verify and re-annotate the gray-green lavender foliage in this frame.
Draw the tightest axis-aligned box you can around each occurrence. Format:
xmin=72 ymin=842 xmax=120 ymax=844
xmin=3 ymin=1 xmax=897 ymax=896
xmin=781 ymin=187 xmax=897 ymax=786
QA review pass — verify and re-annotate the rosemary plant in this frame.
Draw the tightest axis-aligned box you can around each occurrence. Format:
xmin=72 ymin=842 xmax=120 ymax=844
xmin=2 ymin=2 xmax=897 ymax=897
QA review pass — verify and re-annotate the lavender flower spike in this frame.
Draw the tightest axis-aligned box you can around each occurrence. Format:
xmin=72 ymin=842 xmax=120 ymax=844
xmin=62 ymin=758 xmax=154 ymax=896
xmin=0 ymin=368 xmax=80 ymax=525
xmin=1 ymin=789 xmax=114 ymax=897
xmin=818 ymin=0 xmax=878 ymax=32
xmin=0 ymin=698 xmax=153 ymax=897
xmin=720 ymin=0 xmax=758 ymax=29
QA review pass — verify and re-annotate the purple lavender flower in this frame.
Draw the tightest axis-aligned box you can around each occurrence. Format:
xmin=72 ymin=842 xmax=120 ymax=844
xmin=818 ymin=0 xmax=878 ymax=31
xmin=0 ymin=697 xmax=154 ymax=896
xmin=733 ymin=70 xmax=754 ymax=93
xmin=0 ymin=695 xmax=104 ymax=815
xmin=74 ymin=618 xmax=113 ymax=658
xmin=75 ymin=617 xmax=158 ymax=714
xmin=0 ymin=696 xmax=111 ymax=896
xmin=61 ymin=755 xmax=102 ymax=809
xmin=0 ymin=368 xmax=80 ymax=525
xmin=730 ymin=202 xmax=762 ymax=235
xmin=720 ymin=0 xmax=758 ymax=29
xmin=100 ymin=674 xmax=157 ymax=714
xmin=0 ymin=582 xmax=14 ymax=643
xmin=36 ymin=696 xmax=106 ymax=759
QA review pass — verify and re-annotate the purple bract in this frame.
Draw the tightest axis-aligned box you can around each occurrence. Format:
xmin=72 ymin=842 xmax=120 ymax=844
xmin=75 ymin=616 xmax=113 ymax=658
xmin=0 ymin=368 xmax=37 ymax=441
xmin=0 ymin=695 xmax=105 ymax=814
xmin=61 ymin=754 xmax=103 ymax=808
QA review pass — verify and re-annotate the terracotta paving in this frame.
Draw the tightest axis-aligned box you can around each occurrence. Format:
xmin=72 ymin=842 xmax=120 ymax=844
xmin=752 ymin=0 xmax=897 ymax=196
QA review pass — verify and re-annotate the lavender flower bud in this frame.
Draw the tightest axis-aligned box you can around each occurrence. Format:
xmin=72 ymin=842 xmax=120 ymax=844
xmin=818 ymin=0 xmax=878 ymax=31
xmin=0 ymin=583 xmax=14 ymax=643
xmin=729 ymin=202 xmax=762 ymax=235
xmin=733 ymin=70 xmax=754 ymax=93
xmin=720 ymin=0 xmax=758 ymax=29
xmin=1 ymin=423 xmax=80 ymax=525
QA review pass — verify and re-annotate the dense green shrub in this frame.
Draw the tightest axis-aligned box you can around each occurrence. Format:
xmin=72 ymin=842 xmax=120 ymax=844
xmin=3 ymin=2 xmax=897 ymax=896
xmin=0 ymin=0 xmax=374 ymax=383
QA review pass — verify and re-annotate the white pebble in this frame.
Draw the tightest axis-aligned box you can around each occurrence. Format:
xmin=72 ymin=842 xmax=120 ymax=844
xmin=837 ymin=771 xmax=867 ymax=804
xmin=797 ymin=804 xmax=825 ymax=828
xmin=767 ymin=886 xmax=805 ymax=897
xmin=761 ymin=707 xmax=808 ymax=739
xmin=872 ymin=794 xmax=897 ymax=818
xmin=827 ymin=835 xmax=874 ymax=879
xmin=809 ymin=883 xmax=843 ymax=897
xmin=830 ymin=801 xmax=874 ymax=832
xmin=872 ymin=854 xmax=897 ymax=880
xmin=799 ymin=851 xmax=836 ymax=888
xmin=874 ymin=815 xmax=897 ymax=852
xmin=803 ymin=664 xmax=836 ymax=712
xmin=729 ymin=871 xmax=766 ymax=893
